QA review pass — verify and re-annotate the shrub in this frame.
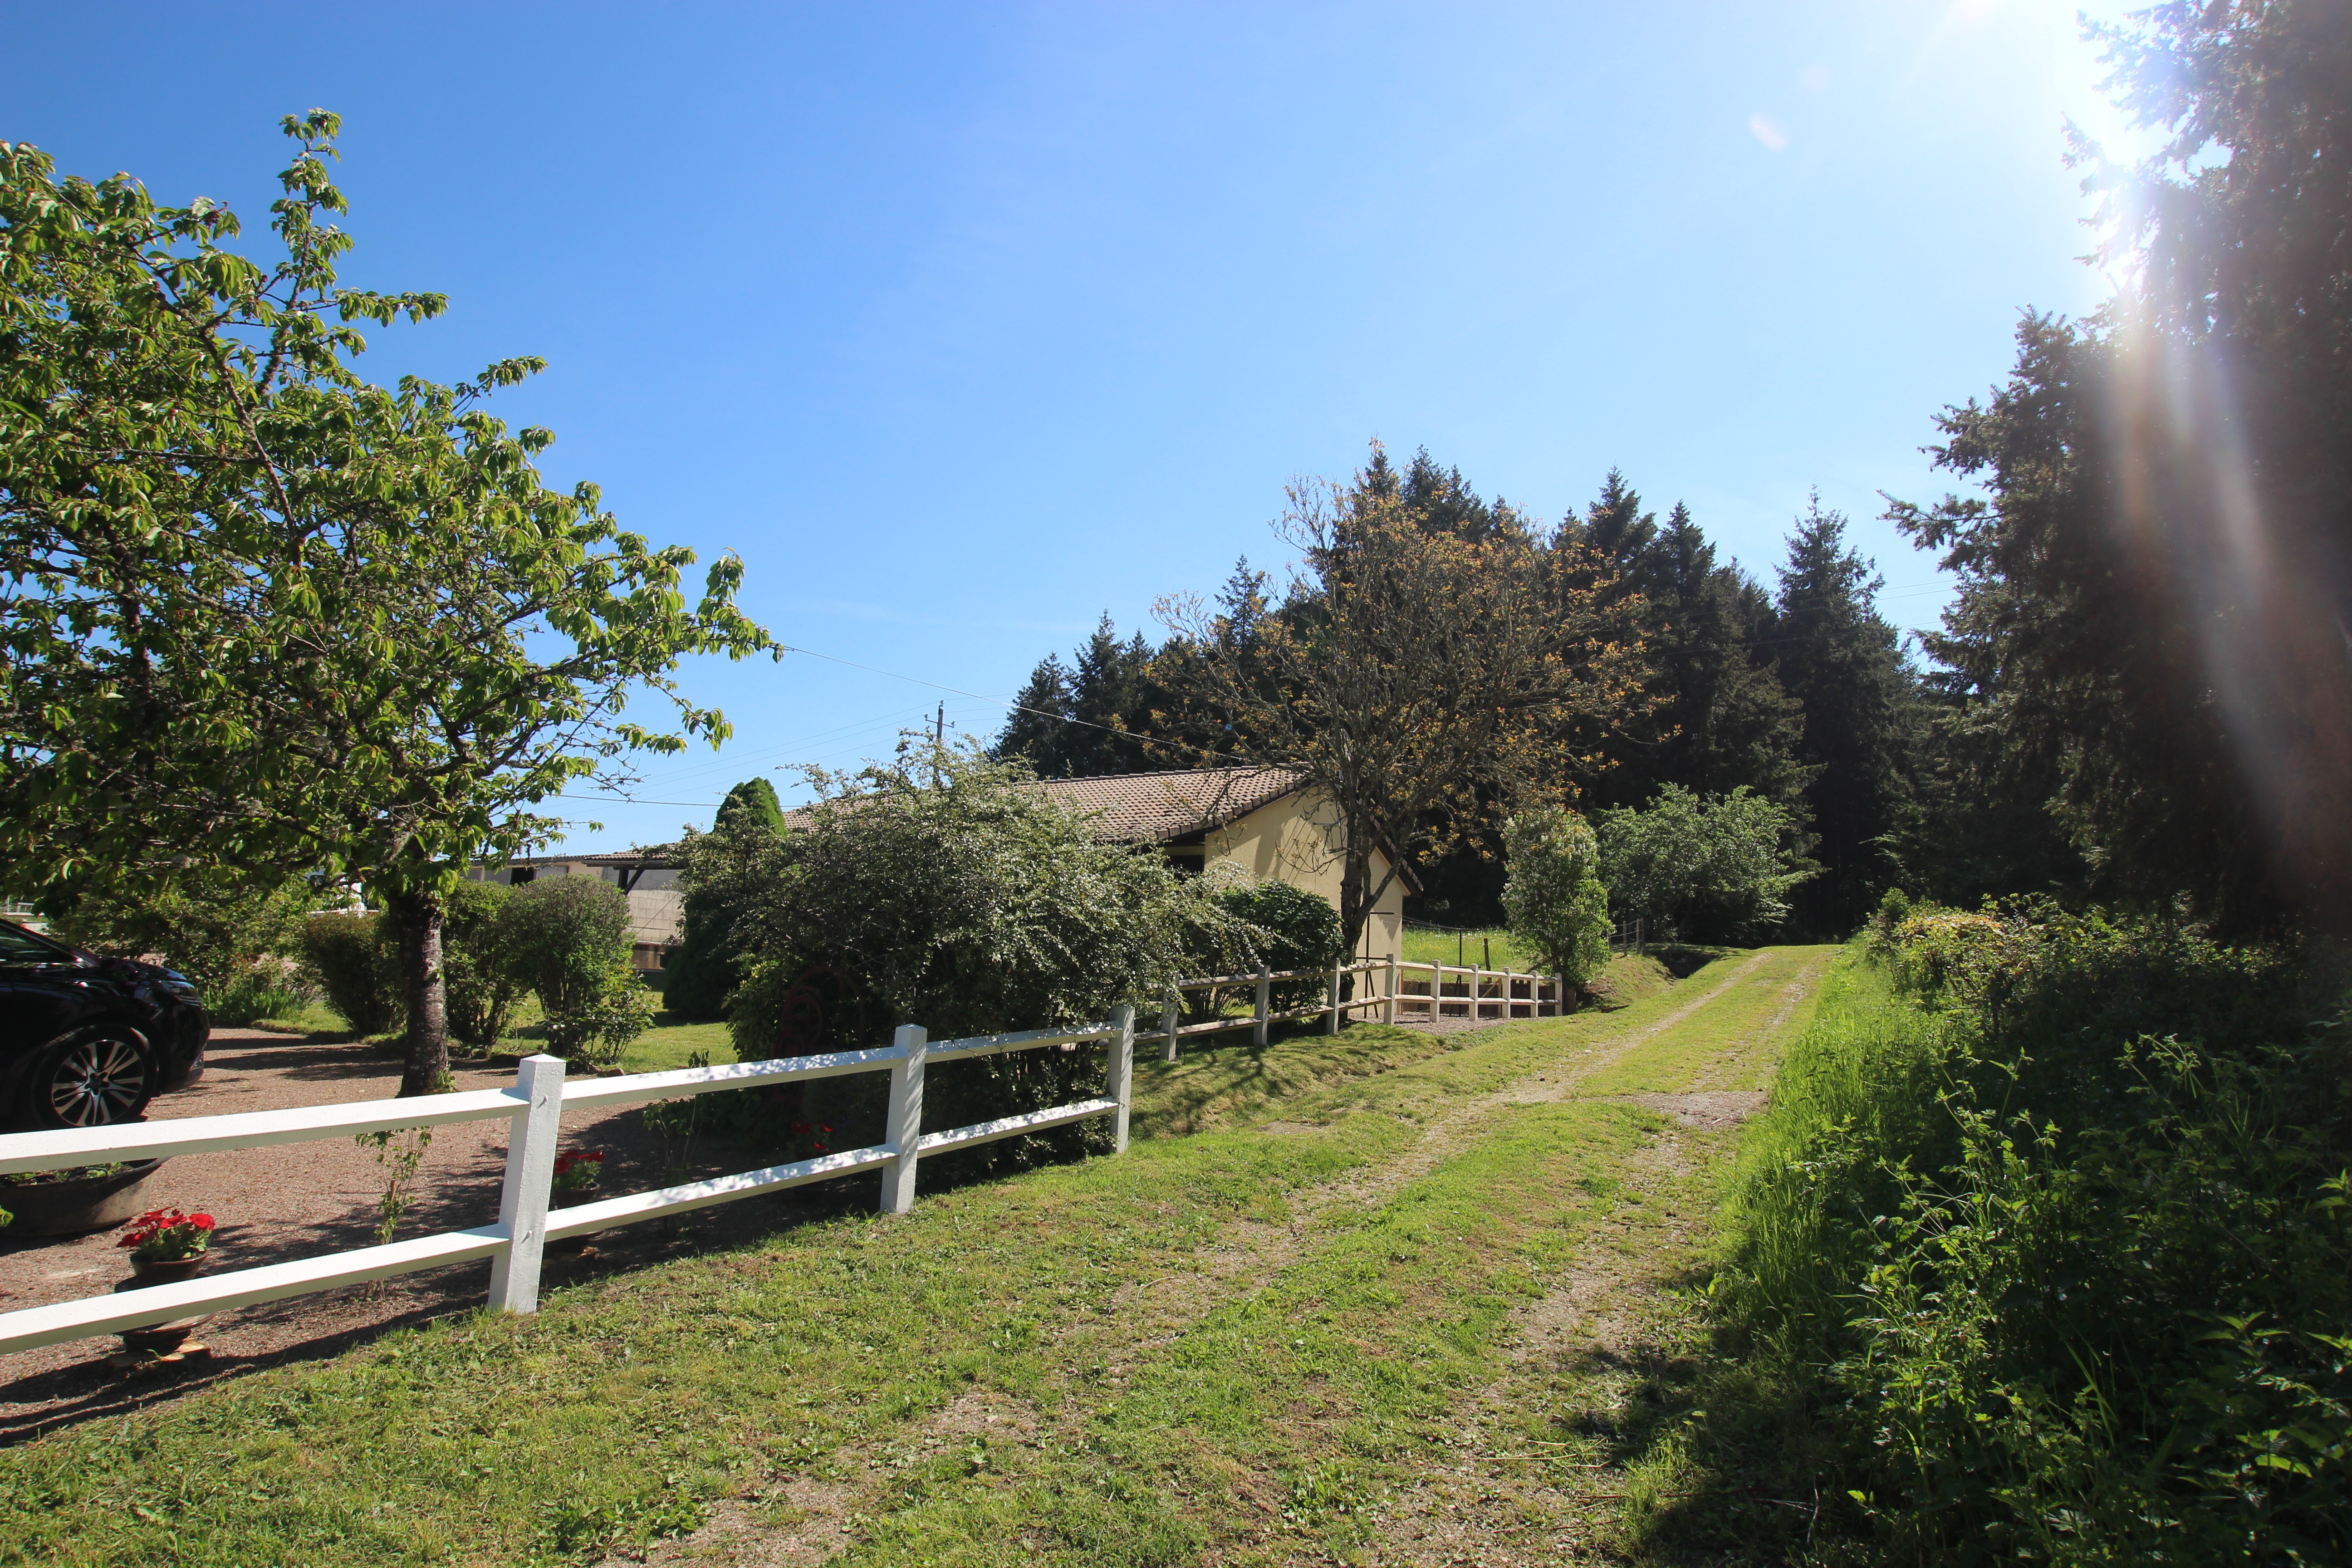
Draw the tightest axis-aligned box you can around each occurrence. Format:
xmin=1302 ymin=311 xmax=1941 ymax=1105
xmin=1499 ymin=806 xmax=1611 ymax=995
xmin=298 ymin=911 xmax=402 ymax=1035
xmin=1181 ymin=877 xmax=1342 ymax=1018
xmin=1707 ymin=913 xmax=2347 ymax=1565
xmin=442 ymin=878 xmax=525 ymax=1049
xmin=1594 ymin=784 xmax=1811 ymax=943
xmin=712 ymin=749 xmax=1210 ymax=1176
xmin=500 ymin=876 xmax=652 ymax=1069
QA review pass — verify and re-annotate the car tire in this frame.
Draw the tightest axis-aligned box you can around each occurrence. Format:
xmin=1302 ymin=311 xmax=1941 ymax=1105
xmin=23 ymin=1029 xmax=155 ymax=1129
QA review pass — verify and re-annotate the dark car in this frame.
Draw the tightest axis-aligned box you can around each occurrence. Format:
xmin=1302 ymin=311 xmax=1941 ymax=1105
xmin=0 ymin=919 xmax=208 ymax=1129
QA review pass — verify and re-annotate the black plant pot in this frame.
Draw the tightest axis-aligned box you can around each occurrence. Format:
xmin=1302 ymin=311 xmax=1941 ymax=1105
xmin=2 ymin=1158 xmax=168 ymax=1238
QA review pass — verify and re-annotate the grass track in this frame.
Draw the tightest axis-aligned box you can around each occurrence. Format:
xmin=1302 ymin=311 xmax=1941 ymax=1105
xmin=0 ymin=946 xmax=1836 ymax=1567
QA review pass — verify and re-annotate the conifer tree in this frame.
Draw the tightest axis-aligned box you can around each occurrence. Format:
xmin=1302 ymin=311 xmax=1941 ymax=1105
xmin=1769 ymin=496 xmax=1919 ymax=929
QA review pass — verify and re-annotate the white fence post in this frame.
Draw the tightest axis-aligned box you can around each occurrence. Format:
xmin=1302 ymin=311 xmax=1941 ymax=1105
xmin=1106 ymin=1004 xmax=1136 ymax=1153
xmin=1253 ymin=964 xmax=1271 ymax=1048
xmin=879 ymin=1024 xmax=927 ymax=1215
xmin=488 ymin=1053 xmax=566 ymax=1315
xmin=1326 ymin=962 xmax=1342 ymax=1034
xmin=1161 ymin=991 xmax=1181 ymax=1064
xmin=1385 ymin=954 xmax=1398 ymax=1025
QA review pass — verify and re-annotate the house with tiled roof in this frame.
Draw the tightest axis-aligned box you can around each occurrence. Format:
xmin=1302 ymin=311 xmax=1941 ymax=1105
xmin=1018 ymin=767 xmax=1416 ymax=961
xmin=477 ymin=765 xmax=1416 ymax=972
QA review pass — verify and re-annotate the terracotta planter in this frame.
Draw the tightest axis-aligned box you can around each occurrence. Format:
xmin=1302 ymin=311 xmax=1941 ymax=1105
xmin=0 ymin=1158 xmax=168 ymax=1237
xmin=113 ymin=1268 xmax=211 ymax=1360
xmin=128 ymin=1253 xmax=209 ymax=1287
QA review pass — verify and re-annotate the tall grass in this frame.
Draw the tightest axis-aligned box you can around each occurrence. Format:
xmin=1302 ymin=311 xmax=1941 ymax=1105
xmin=1685 ymin=917 xmax=2352 ymax=1566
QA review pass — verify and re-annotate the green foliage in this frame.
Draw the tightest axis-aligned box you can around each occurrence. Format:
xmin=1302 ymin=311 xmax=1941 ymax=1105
xmin=0 ymin=114 xmax=773 ymax=1093
xmin=1186 ymin=877 xmax=1342 ymax=1015
xmin=1558 ymin=472 xmax=1812 ymax=817
xmin=296 ymin=912 xmax=402 ymax=1036
xmin=441 ymin=879 xmax=524 ymax=1049
xmin=1767 ymin=497 xmax=1920 ymax=930
xmin=1594 ymin=784 xmax=1810 ymax=944
xmin=40 ymin=874 xmax=318 ymax=1025
xmin=712 ymin=746 xmax=1212 ymax=1174
xmin=991 ymin=613 xmax=1171 ymax=778
xmin=1887 ymin=3 xmax=2352 ymax=929
xmin=1713 ymin=916 xmax=2350 ymax=1564
xmin=662 ymin=778 xmax=787 ymax=1021
xmin=501 ymin=877 xmax=652 ymax=1070
xmin=1499 ymin=806 xmax=1611 ymax=988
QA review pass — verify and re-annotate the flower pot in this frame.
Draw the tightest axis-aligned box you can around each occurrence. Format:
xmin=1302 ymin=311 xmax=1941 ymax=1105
xmin=128 ymin=1253 xmax=209 ymax=1287
xmin=1 ymin=1158 xmax=168 ymax=1237
xmin=112 ymin=1272 xmax=210 ymax=1360
xmin=553 ymin=1183 xmax=600 ymax=1208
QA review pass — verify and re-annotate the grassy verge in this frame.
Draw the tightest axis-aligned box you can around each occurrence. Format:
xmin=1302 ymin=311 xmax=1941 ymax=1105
xmin=0 ymin=947 xmax=1817 ymax=1566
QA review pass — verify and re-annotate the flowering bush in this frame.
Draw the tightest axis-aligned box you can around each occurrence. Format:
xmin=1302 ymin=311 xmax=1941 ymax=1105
xmin=118 ymin=1207 xmax=215 ymax=1261
xmin=789 ymin=1120 xmax=833 ymax=1158
xmin=550 ymin=1149 xmax=603 ymax=1194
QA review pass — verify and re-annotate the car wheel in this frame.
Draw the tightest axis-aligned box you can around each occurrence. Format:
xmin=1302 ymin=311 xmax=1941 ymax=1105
xmin=26 ymin=1031 xmax=155 ymax=1128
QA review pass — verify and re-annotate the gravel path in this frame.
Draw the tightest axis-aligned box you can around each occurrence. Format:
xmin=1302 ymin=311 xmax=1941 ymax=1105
xmin=0 ymin=1029 xmax=818 ymax=1445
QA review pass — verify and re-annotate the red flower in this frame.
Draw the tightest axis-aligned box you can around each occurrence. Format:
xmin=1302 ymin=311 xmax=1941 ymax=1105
xmin=118 ymin=1207 xmax=215 ymax=1258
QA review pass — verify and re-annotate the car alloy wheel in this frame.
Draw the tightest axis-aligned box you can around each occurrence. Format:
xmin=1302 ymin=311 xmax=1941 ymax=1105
xmin=45 ymin=1035 xmax=150 ymax=1127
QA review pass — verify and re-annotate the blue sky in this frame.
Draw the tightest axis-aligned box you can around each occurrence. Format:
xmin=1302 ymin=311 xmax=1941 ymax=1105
xmin=8 ymin=1 xmax=2139 ymax=851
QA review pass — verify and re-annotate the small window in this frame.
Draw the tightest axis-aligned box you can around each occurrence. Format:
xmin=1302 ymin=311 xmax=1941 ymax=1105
xmin=509 ymin=868 xmax=536 ymax=886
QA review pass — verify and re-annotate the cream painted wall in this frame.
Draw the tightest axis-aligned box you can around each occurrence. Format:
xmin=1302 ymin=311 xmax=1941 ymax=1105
xmin=1201 ymin=788 xmax=1405 ymax=960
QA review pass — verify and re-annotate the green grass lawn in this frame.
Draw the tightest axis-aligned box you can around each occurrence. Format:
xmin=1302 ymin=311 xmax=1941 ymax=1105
xmin=0 ymin=948 xmax=1835 ymax=1566
xmin=1397 ymin=925 xmax=1534 ymax=971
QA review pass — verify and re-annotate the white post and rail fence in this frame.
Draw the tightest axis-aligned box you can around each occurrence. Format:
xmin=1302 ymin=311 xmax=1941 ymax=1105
xmin=0 ymin=953 xmax=1564 ymax=1358
xmin=0 ymin=1009 xmax=1140 ymax=1359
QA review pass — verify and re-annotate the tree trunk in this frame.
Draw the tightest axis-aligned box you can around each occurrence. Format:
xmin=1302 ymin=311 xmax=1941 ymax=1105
xmin=389 ymin=892 xmax=451 ymax=1097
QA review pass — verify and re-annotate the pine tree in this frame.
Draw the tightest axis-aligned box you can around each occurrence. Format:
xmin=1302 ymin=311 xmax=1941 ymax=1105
xmin=662 ymin=777 xmax=789 ymax=1021
xmin=1769 ymin=496 xmax=1920 ymax=930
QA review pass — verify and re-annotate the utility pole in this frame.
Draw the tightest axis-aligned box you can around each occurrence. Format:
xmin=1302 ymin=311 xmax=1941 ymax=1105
xmin=931 ymin=702 xmax=945 ymax=788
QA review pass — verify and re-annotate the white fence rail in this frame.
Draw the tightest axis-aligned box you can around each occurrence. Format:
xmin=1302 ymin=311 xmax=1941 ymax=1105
xmin=0 ymin=1008 xmax=1138 ymax=1358
xmin=1140 ymin=956 xmax=1565 ymax=1061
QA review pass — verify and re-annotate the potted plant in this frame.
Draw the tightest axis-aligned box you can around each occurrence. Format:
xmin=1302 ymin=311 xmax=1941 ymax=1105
xmin=1 ymin=1160 xmax=169 ymax=1236
xmin=550 ymin=1149 xmax=603 ymax=1205
xmin=117 ymin=1206 xmax=216 ymax=1286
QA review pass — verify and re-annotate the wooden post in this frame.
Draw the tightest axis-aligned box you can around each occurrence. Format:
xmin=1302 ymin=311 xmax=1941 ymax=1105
xmin=1105 ymin=1005 xmax=1136 ymax=1153
xmin=878 ymin=1024 xmax=927 ymax=1215
xmin=1253 ymin=964 xmax=1270 ymax=1048
xmin=1161 ymin=990 xmax=1181 ymax=1064
xmin=1384 ymin=953 xmax=1398 ymax=1025
xmin=489 ymin=1053 xmax=565 ymax=1315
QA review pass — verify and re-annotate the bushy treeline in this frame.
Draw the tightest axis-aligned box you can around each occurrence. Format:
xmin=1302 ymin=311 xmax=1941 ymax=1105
xmin=994 ymin=451 xmax=1906 ymax=936
xmin=1684 ymin=909 xmax=2350 ymax=1563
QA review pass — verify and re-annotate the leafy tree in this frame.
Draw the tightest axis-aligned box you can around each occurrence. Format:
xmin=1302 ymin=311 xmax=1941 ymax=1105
xmin=1769 ymin=497 xmax=1920 ymax=931
xmin=1890 ymin=4 xmax=2352 ymax=930
xmin=0 ymin=115 xmax=773 ymax=1093
xmin=661 ymin=777 xmax=787 ymax=1020
xmin=709 ymin=747 xmax=1211 ymax=1174
xmin=1594 ymin=784 xmax=1812 ymax=944
xmin=1160 ymin=454 xmax=1647 ymax=952
xmin=1500 ymin=807 xmax=1612 ymax=998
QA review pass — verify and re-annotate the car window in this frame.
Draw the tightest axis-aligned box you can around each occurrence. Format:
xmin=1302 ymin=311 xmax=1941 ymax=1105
xmin=0 ymin=922 xmax=68 ymax=963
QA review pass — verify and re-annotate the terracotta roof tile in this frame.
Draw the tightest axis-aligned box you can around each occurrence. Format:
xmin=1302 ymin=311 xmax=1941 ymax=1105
xmin=1026 ymin=767 xmax=1304 ymax=843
